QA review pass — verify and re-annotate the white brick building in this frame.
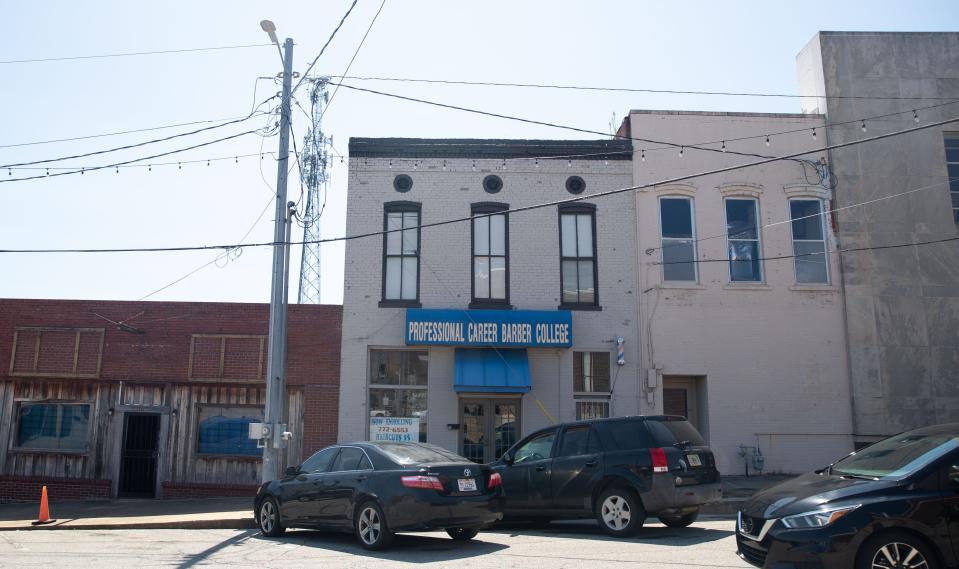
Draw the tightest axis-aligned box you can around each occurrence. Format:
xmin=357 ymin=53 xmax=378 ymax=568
xmin=339 ymin=139 xmax=640 ymax=464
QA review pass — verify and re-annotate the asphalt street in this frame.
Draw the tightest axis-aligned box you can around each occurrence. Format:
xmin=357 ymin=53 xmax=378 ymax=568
xmin=0 ymin=519 xmax=752 ymax=569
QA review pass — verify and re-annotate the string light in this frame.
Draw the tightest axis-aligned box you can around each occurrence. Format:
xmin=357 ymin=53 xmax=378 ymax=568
xmin=913 ymin=110 xmax=919 ymax=123
xmin=388 ymin=159 xmax=393 ymax=169
xmin=502 ymin=158 xmax=506 ymax=170
xmin=178 ymin=162 xmax=181 ymax=170
xmin=45 ymin=168 xmax=49 ymax=176
xmin=534 ymin=158 xmax=539 ymax=168
xmin=442 ymin=160 xmax=447 ymax=171
xmin=412 ymin=160 xmax=417 ymax=170
xmin=81 ymin=168 xmax=84 ymax=175
xmin=115 ymin=166 xmax=119 ymax=174
xmin=567 ymin=158 xmax=571 ymax=167
xmin=148 ymin=164 xmax=152 ymax=172
xmin=679 ymin=146 xmax=684 ymax=158
xmin=765 ymin=135 xmax=770 ymax=147
xmin=206 ymin=160 xmax=210 ymax=167
xmin=235 ymin=156 xmax=238 ymax=164
xmin=721 ymin=141 xmax=726 ymax=152
xmin=861 ymin=120 xmax=867 ymax=133
xmin=641 ymin=149 xmax=645 ymax=162
xmin=471 ymin=160 xmax=476 ymax=172
xmin=812 ymin=127 xmax=817 ymax=140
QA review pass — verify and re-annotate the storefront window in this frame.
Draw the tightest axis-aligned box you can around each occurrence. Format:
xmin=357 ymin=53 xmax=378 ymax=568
xmin=16 ymin=403 xmax=90 ymax=451
xmin=197 ymin=406 xmax=263 ymax=456
xmin=369 ymin=350 xmax=428 ymax=442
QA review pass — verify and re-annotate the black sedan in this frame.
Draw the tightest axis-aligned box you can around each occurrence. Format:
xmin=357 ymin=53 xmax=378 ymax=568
xmin=254 ymin=441 xmax=503 ymax=550
xmin=736 ymin=422 xmax=959 ymax=569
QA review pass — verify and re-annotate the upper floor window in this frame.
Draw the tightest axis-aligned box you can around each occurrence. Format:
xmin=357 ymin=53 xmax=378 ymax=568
xmin=471 ymin=203 xmax=509 ymax=306
xmin=382 ymin=202 xmax=421 ymax=304
xmin=725 ymin=198 xmax=762 ymax=282
xmin=559 ymin=204 xmax=598 ymax=307
xmin=945 ymin=134 xmax=959 ymax=223
xmin=659 ymin=197 xmax=697 ymax=282
xmin=789 ymin=199 xmax=829 ymax=284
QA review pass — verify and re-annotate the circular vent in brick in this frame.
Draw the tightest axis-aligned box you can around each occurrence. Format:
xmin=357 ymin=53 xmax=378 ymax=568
xmin=482 ymin=175 xmax=504 ymax=194
xmin=393 ymin=174 xmax=413 ymax=193
xmin=566 ymin=176 xmax=586 ymax=194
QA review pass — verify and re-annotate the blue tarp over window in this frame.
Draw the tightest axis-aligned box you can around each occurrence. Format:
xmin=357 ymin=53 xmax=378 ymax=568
xmin=454 ymin=348 xmax=531 ymax=393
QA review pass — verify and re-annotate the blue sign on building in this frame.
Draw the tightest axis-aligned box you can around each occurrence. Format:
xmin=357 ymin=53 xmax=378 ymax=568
xmin=405 ymin=308 xmax=573 ymax=347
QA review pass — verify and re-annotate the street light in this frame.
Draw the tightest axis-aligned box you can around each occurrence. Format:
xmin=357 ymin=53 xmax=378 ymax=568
xmin=260 ymin=20 xmax=278 ymax=45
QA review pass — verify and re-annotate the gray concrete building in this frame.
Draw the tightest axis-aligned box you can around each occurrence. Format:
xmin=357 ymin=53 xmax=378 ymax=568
xmin=339 ymin=139 xmax=640 ymax=465
xmin=797 ymin=32 xmax=959 ymax=446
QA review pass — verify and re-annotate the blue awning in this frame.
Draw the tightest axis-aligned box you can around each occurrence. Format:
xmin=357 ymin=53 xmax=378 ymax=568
xmin=454 ymin=348 xmax=531 ymax=393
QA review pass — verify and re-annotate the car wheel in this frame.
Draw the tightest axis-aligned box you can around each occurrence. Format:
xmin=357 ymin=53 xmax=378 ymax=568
xmin=596 ymin=487 xmax=645 ymax=537
xmin=355 ymin=501 xmax=394 ymax=551
xmin=257 ymin=497 xmax=286 ymax=537
xmin=658 ymin=508 xmax=699 ymax=528
xmin=446 ymin=526 xmax=480 ymax=541
xmin=856 ymin=530 xmax=939 ymax=569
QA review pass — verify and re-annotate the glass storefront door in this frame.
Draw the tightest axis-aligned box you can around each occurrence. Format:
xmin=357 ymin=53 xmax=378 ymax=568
xmin=459 ymin=397 xmax=520 ymax=464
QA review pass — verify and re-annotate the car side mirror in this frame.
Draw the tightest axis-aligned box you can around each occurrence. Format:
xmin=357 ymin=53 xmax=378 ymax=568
xmin=502 ymin=453 xmax=514 ymax=466
xmin=285 ymin=466 xmax=299 ymax=477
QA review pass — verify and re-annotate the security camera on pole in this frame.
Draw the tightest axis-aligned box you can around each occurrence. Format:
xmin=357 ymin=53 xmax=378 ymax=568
xmin=258 ymin=19 xmax=294 ymax=483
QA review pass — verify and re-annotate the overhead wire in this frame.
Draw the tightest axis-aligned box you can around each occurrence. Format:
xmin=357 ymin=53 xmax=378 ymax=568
xmin=330 ymin=75 xmax=959 ymax=102
xmin=3 ymin=114 xmax=956 ymax=253
xmin=291 ymin=0 xmax=359 ymax=98
xmin=0 ymin=96 xmax=277 ymax=169
xmin=320 ymin=0 xmax=387 ymax=121
xmin=0 ymin=43 xmax=274 ymax=65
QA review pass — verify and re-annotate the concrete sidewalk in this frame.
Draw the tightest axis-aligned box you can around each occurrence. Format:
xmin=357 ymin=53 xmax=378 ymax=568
xmin=0 ymin=497 xmax=254 ymax=531
xmin=0 ymin=475 xmax=791 ymax=531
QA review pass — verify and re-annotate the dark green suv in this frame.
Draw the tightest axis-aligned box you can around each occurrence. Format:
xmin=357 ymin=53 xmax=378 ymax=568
xmin=491 ymin=415 xmax=722 ymax=536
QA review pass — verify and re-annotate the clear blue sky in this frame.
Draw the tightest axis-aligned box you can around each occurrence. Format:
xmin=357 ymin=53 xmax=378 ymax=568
xmin=1 ymin=0 xmax=956 ymax=305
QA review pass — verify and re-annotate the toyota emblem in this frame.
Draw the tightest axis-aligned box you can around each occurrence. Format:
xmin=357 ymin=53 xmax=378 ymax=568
xmin=463 ymin=468 xmax=472 ymax=477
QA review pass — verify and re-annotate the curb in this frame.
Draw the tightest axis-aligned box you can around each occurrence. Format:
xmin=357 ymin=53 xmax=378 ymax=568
xmin=0 ymin=517 xmax=255 ymax=531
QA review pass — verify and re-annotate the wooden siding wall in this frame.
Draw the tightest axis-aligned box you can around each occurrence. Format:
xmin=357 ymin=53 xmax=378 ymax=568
xmin=0 ymin=379 xmax=305 ymax=490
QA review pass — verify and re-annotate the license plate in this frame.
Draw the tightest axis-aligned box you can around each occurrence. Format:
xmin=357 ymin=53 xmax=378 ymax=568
xmin=686 ymin=454 xmax=702 ymax=467
xmin=457 ymin=478 xmax=477 ymax=492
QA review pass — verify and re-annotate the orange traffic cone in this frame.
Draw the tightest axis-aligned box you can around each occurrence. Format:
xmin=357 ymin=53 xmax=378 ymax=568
xmin=31 ymin=485 xmax=55 ymax=525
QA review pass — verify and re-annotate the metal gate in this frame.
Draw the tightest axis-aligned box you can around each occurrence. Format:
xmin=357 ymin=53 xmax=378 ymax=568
xmin=119 ymin=413 xmax=160 ymax=498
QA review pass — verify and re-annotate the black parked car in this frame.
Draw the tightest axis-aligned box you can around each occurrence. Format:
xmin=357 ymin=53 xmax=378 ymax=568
xmin=254 ymin=441 xmax=503 ymax=550
xmin=736 ymin=422 xmax=959 ymax=569
xmin=491 ymin=415 xmax=722 ymax=536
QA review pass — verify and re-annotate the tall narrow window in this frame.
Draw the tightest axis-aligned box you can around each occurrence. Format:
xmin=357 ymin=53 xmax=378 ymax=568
xmin=559 ymin=204 xmax=598 ymax=307
xmin=789 ymin=199 xmax=829 ymax=284
xmin=944 ymin=134 xmax=959 ymax=223
xmin=659 ymin=197 xmax=697 ymax=282
xmin=725 ymin=198 xmax=762 ymax=282
xmin=471 ymin=203 xmax=509 ymax=306
xmin=382 ymin=202 xmax=421 ymax=304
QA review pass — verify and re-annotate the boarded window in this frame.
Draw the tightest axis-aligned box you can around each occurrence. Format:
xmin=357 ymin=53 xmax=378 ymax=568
xmin=188 ymin=334 xmax=266 ymax=382
xmin=197 ymin=406 xmax=263 ymax=456
xmin=10 ymin=327 xmax=104 ymax=378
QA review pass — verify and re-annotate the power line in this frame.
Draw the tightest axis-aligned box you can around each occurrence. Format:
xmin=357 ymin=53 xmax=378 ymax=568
xmin=0 ymin=129 xmax=269 ymax=183
xmin=652 ymin=235 xmax=959 ymax=267
xmin=331 ymin=75 xmax=959 ymax=102
xmin=648 ymin=177 xmax=959 ymax=255
xmin=321 ymin=0 xmax=387 ymax=121
xmin=291 ymin=0 xmax=359 ymax=97
xmin=6 ymin=149 xmax=292 ymax=173
xmin=0 ymin=98 xmax=276 ymax=169
xmin=0 ymin=43 xmax=273 ymax=65
xmin=2 ymin=114 xmax=955 ymax=253
xmin=329 ymin=81 xmax=959 ymax=161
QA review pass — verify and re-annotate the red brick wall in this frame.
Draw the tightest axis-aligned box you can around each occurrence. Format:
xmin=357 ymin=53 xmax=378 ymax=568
xmin=0 ymin=476 xmax=111 ymax=503
xmin=0 ymin=299 xmax=343 ymax=497
xmin=161 ymin=481 xmax=259 ymax=499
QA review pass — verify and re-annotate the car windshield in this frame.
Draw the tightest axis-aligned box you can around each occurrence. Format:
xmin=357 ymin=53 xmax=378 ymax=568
xmin=375 ymin=443 xmax=469 ymax=466
xmin=832 ymin=431 xmax=959 ymax=479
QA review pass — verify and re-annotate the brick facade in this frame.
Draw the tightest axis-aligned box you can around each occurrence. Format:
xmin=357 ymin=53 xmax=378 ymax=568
xmin=0 ymin=475 xmax=111 ymax=503
xmin=0 ymin=299 xmax=341 ymax=502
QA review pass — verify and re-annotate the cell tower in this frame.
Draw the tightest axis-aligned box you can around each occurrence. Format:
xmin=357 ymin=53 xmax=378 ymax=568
xmin=297 ymin=78 xmax=332 ymax=304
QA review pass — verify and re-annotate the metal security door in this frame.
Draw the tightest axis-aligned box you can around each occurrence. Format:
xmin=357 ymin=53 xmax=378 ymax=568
xmin=119 ymin=413 xmax=160 ymax=498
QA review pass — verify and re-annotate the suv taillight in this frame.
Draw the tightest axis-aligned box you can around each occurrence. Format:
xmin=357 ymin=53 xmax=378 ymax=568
xmin=488 ymin=472 xmax=502 ymax=489
xmin=401 ymin=475 xmax=443 ymax=490
xmin=650 ymin=447 xmax=669 ymax=473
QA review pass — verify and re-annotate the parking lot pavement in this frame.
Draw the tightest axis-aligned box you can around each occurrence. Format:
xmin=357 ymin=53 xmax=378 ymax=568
xmin=0 ymin=519 xmax=752 ymax=569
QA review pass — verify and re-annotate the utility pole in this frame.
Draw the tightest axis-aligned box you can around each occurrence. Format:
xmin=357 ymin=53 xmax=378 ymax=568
xmin=261 ymin=24 xmax=294 ymax=483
